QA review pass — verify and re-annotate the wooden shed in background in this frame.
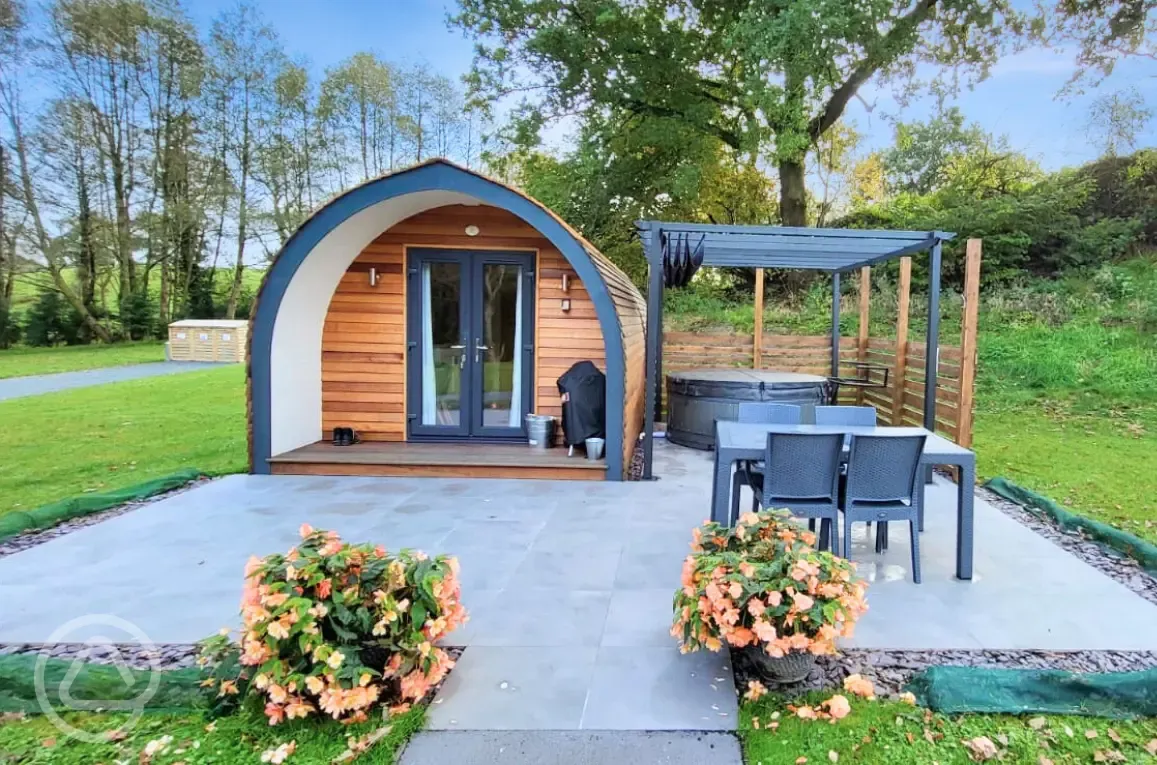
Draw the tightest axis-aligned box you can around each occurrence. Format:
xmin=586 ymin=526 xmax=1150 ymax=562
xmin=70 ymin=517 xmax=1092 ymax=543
xmin=247 ymin=159 xmax=646 ymax=481
xmin=167 ymin=319 xmax=248 ymax=363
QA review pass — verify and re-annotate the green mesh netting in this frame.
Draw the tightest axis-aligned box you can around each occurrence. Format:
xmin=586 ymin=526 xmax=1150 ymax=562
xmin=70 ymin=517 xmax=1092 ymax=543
xmin=0 ymin=470 xmax=203 ymax=542
xmin=908 ymin=665 xmax=1157 ymax=719
xmin=985 ymin=477 xmax=1157 ymax=576
xmin=0 ymin=655 xmax=207 ymax=715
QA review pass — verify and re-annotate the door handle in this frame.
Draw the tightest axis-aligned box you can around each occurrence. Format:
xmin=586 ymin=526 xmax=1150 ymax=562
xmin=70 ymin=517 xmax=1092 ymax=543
xmin=474 ymin=341 xmax=489 ymax=363
xmin=448 ymin=345 xmax=466 ymax=369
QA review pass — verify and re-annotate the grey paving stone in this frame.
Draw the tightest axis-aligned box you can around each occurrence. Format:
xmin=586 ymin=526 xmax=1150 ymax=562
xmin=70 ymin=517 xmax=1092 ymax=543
xmin=426 ymin=647 xmax=597 ymax=730
xmin=602 ymin=589 xmax=678 ymax=647
xmin=580 ymin=647 xmax=738 ymax=730
xmin=399 ymin=731 xmax=743 ymax=765
xmin=512 ymin=547 xmax=622 ymax=590
xmin=466 ymin=589 xmax=612 ymax=647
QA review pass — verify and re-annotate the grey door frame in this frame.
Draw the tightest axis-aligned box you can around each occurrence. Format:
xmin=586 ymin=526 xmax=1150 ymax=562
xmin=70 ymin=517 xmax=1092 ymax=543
xmin=406 ymin=248 xmax=536 ymax=442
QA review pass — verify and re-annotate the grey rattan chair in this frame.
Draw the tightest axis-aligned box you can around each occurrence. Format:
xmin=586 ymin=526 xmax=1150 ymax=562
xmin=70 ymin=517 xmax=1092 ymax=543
xmin=840 ymin=434 xmax=927 ymax=583
xmin=747 ymin=432 xmax=845 ymax=554
xmin=815 ymin=405 xmax=877 ymax=433
xmin=730 ymin=404 xmax=803 ymax=518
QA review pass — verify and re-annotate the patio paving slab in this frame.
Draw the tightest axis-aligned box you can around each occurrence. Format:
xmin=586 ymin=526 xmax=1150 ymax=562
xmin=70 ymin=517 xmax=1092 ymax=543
xmin=399 ymin=731 xmax=742 ymax=765
xmin=1 ymin=440 xmax=1157 ymax=731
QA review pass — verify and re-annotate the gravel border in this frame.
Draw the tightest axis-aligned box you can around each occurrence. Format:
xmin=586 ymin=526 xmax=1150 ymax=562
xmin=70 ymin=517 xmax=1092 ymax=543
xmin=978 ymin=484 xmax=1157 ymax=607
xmin=0 ymin=476 xmax=215 ymax=560
xmin=0 ymin=642 xmax=200 ymax=670
xmin=733 ymin=648 xmax=1157 ymax=700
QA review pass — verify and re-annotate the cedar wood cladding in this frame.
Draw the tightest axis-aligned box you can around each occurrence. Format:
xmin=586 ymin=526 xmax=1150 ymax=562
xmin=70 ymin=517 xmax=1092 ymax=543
xmin=320 ymin=204 xmax=646 ymax=465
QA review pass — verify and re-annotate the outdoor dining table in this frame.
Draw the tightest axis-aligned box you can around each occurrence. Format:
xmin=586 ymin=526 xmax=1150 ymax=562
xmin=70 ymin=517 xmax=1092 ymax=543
xmin=711 ymin=421 xmax=978 ymax=580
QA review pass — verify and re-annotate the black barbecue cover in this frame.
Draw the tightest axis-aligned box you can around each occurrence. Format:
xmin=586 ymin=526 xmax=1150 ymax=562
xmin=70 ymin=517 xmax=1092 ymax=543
xmin=556 ymin=361 xmax=606 ymax=446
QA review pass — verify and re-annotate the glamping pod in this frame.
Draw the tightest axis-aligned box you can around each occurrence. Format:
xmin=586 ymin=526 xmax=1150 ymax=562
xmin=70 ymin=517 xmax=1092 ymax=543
xmin=247 ymin=159 xmax=646 ymax=480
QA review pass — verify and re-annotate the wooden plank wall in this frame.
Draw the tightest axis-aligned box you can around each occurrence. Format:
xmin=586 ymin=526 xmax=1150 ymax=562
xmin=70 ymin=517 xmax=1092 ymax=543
xmin=663 ymin=332 xmax=972 ymax=443
xmin=320 ymin=204 xmax=608 ymax=444
xmin=536 ymin=249 xmax=606 ymax=445
xmin=590 ymin=251 xmax=648 ymax=472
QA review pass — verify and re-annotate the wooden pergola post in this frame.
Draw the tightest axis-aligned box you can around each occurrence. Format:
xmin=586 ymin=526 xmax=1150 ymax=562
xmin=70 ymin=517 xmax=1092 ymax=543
xmin=753 ymin=268 xmax=765 ymax=369
xmin=891 ymin=257 xmax=912 ymax=425
xmin=957 ymin=239 xmax=982 ymax=448
xmin=856 ymin=266 xmax=870 ymax=404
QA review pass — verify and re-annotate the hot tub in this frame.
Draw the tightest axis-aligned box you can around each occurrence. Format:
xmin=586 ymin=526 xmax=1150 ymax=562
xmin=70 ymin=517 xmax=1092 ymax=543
xmin=665 ymin=369 xmax=831 ymax=449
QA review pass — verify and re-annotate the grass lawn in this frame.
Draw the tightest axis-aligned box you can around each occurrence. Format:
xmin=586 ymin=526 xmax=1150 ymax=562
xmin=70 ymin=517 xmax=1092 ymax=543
xmin=973 ymin=402 xmax=1157 ymax=544
xmin=0 ymin=364 xmax=247 ymax=517
xmin=0 ymin=342 xmax=167 ymax=379
xmin=742 ymin=694 xmax=1157 ymax=764
xmin=0 ymin=705 xmax=424 ymax=764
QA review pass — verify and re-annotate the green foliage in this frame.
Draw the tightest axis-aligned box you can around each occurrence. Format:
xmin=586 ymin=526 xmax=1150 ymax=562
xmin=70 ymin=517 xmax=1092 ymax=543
xmin=456 ymin=0 xmax=1020 ymax=224
xmin=0 ymin=298 xmax=20 ymax=349
xmin=118 ymin=291 xmax=159 ymax=341
xmin=741 ymin=691 xmax=1157 ymax=764
xmin=0 ymin=703 xmax=426 ymax=764
xmin=22 ymin=290 xmax=84 ymax=347
xmin=883 ymin=107 xmax=990 ymax=194
xmin=205 ymin=528 xmax=465 ymax=725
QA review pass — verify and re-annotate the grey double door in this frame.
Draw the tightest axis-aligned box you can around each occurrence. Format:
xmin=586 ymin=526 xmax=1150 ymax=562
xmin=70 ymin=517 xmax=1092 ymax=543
xmin=406 ymin=249 xmax=535 ymax=441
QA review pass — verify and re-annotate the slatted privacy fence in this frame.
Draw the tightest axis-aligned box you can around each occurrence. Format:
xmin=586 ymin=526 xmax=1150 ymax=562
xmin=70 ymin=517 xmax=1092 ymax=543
xmin=661 ymin=238 xmax=982 ymax=447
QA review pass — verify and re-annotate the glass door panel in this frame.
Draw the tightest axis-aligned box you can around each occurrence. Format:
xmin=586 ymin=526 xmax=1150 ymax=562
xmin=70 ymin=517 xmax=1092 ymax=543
xmin=477 ymin=263 xmax=522 ymax=430
xmin=411 ymin=254 xmax=470 ymax=438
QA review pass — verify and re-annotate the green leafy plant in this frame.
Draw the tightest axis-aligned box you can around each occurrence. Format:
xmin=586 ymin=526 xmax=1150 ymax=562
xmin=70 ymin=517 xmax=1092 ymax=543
xmin=198 ymin=524 xmax=467 ymax=725
xmin=672 ymin=510 xmax=868 ymax=657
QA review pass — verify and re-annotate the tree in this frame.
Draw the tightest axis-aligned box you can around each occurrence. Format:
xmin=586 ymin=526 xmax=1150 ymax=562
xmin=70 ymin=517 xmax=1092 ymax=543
xmin=809 ymin=121 xmax=862 ymax=227
xmin=258 ymin=58 xmax=320 ymax=245
xmin=0 ymin=0 xmax=113 ymax=341
xmin=319 ymin=52 xmax=398 ymax=182
xmin=882 ymin=108 xmax=989 ymax=194
xmin=453 ymin=0 xmax=1020 ymax=226
xmin=1086 ymin=87 xmax=1152 ymax=156
xmin=206 ymin=1 xmax=280 ymax=319
xmin=1046 ymin=0 xmax=1157 ymax=86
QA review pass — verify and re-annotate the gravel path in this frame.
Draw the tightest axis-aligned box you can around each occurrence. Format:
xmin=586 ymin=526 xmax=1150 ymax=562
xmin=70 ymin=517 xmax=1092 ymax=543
xmin=0 ymin=476 xmax=214 ymax=560
xmin=0 ymin=361 xmax=229 ymax=401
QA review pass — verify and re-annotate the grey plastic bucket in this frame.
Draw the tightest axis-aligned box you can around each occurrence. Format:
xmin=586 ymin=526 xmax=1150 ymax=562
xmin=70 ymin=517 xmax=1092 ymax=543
xmin=584 ymin=437 xmax=605 ymax=461
xmin=525 ymin=414 xmax=555 ymax=449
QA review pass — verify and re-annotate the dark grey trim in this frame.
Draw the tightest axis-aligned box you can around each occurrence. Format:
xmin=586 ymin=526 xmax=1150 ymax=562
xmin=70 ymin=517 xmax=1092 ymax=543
xmin=923 ymin=241 xmax=943 ymax=432
xmin=830 ymin=271 xmax=842 ymax=377
xmin=642 ymin=222 xmax=663 ymax=480
xmin=250 ymin=161 xmax=627 ymax=480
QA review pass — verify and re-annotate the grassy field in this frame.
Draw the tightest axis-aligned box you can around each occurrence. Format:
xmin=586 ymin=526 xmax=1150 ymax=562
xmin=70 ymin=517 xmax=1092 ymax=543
xmin=0 ymin=342 xmax=167 ymax=379
xmin=8 ymin=267 xmax=267 ymax=314
xmin=0 ymin=364 xmax=247 ymax=516
xmin=742 ymin=693 xmax=1157 ymax=764
xmin=0 ymin=705 xmax=424 ymax=765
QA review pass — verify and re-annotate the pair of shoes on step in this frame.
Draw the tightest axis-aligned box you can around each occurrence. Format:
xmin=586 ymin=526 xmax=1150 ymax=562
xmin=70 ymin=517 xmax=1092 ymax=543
xmin=332 ymin=427 xmax=359 ymax=446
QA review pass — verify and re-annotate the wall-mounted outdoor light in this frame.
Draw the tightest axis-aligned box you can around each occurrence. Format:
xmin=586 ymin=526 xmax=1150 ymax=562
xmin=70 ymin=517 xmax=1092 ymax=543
xmin=368 ymin=267 xmax=379 ymax=287
xmin=465 ymin=224 xmax=480 ymax=237
xmin=561 ymin=298 xmax=572 ymax=312
xmin=561 ymin=273 xmax=570 ymax=292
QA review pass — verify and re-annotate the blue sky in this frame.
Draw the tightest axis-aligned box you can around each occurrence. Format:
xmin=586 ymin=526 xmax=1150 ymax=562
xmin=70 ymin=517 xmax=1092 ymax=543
xmin=189 ymin=0 xmax=1157 ymax=172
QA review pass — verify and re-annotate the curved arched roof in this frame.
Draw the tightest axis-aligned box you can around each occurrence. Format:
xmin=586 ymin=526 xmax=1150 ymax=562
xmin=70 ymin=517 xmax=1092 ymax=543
xmin=248 ymin=158 xmax=641 ymax=479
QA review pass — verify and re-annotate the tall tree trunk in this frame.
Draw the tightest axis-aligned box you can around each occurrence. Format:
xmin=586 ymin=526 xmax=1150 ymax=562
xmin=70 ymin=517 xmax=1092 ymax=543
xmin=0 ymin=144 xmax=7 ymax=303
xmin=76 ymin=153 xmax=97 ymax=313
xmin=226 ymin=87 xmax=252 ymax=320
xmin=778 ymin=158 xmax=808 ymax=227
xmin=8 ymin=112 xmax=112 ymax=342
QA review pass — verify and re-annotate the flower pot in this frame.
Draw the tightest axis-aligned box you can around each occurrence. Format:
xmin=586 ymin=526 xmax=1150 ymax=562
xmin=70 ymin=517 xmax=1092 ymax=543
xmin=744 ymin=646 xmax=817 ymax=684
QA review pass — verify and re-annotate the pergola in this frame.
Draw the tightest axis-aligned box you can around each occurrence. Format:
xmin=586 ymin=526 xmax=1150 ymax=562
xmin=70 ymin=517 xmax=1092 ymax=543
xmin=637 ymin=221 xmax=957 ymax=480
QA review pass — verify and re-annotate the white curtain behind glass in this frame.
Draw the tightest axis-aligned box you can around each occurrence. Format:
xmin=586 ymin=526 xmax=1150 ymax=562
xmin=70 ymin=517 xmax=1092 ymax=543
xmin=420 ymin=264 xmax=437 ymax=425
xmin=508 ymin=267 xmax=523 ymax=427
